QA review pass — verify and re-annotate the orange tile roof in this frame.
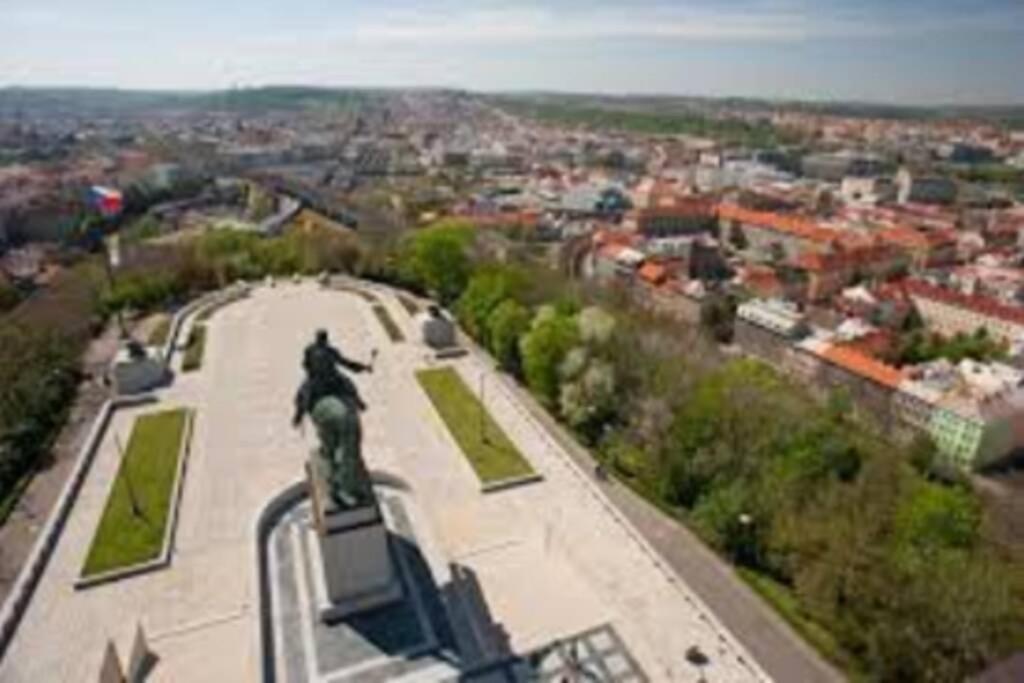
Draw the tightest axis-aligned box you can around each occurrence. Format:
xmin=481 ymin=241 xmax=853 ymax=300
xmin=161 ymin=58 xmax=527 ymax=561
xmin=819 ymin=344 xmax=904 ymax=388
xmin=638 ymin=261 xmax=668 ymax=285
xmin=593 ymin=229 xmax=640 ymax=248
xmin=876 ymin=226 xmax=956 ymax=250
xmin=717 ymin=203 xmax=836 ymax=244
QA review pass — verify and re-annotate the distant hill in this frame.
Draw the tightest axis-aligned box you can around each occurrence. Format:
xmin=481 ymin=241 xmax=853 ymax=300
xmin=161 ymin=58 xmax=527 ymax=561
xmin=2 ymin=86 xmax=1022 ymax=129
xmin=491 ymin=91 xmax=1024 ymax=129
xmin=0 ymin=86 xmax=380 ymax=116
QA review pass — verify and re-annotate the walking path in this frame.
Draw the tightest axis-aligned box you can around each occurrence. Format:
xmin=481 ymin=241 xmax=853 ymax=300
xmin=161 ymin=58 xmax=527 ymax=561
xmin=498 ymin=374 xmax=843 ymax=683
xmin=0 ymin=282 xmax=774 ymax=682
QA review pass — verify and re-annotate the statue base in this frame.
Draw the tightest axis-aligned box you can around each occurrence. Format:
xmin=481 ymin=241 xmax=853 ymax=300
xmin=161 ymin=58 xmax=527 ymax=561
xmin=306 ymin=464 xmax=403 ymax=623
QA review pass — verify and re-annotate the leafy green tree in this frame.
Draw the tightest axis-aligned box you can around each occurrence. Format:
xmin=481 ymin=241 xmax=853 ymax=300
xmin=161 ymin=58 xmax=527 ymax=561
xmin=577 ymin=306 xmax=616 ymax=347
xmin=0 ymin=278 xmax=20 ymax=313
xmin=893 ymin=481 xmax=980 ymax=554
xmin=456 ymin=267 xmax=525 ymax=345
xmin=559 ymin=358 xmax=617 ymax=442
xmin=398 ymin=223 xmax=474 ymax=304
xmin=486 ymin=299 xmax=531 ymax=375
xmin=519 ymin=309 xmax=579 ymax=407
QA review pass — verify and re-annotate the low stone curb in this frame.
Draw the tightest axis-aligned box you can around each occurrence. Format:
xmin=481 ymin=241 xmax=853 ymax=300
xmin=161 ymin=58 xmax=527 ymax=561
xmin=253 ymin=480 xmax=309 ymax=683
xmin=162 ymin=283 xmax=251 ymax=366
xmin=74 ymin=408 xmax=195 ymax=590
xmin=480 ymin=472 xmax=544 ymax=494
xmin=0 ymin=393 xmax=158 ymax=662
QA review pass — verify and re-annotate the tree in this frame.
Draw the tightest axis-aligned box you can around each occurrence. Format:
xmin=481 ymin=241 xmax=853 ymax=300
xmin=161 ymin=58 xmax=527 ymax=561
xmin=398 ymin=224 xmax=474 ymax=304
xmin=486 ymin=299 xmax=531 ymax=375
xmin=559 ymin=358 xmax=617 ymax=442
xmin=519 ymin=310 xmax=579 ymax=407
xmin=456 ymin=267 xmax=525 ymax=345
xmin=0 ymin=278 xmax=20 ymax=313
xmin=577 ymin=306 xmax=616 ymax=346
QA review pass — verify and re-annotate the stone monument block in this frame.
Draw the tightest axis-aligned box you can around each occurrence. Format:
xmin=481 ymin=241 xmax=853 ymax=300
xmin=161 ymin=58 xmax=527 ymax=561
xmin=307 ymin=462 xmax=403 ymax=623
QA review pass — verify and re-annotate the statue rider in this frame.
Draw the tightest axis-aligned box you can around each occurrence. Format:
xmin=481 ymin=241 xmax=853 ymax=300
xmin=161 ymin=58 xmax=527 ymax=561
xmin=292 ymin=329 xmax=370 ymax=427
xmin=292 ymin=329 xmax=373 ymax=509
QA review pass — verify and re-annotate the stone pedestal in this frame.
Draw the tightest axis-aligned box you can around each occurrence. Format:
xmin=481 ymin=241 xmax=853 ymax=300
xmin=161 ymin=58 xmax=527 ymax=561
xmin=307 ymin=463 xmax=403 ymax=623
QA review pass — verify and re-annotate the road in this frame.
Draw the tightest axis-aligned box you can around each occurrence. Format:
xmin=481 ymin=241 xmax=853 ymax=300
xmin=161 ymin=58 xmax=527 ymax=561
xmin=499 ymin=374 xmax=845 ymax=683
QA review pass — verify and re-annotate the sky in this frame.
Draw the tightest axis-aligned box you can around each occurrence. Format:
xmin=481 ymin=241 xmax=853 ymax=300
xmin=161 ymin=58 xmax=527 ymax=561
xmin=2 ymin=0 xmax=1024 ymax=105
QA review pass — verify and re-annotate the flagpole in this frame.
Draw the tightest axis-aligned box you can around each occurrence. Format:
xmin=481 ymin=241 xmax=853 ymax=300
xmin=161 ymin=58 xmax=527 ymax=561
xmin=89 ymin=186 xmax=128 ymax=338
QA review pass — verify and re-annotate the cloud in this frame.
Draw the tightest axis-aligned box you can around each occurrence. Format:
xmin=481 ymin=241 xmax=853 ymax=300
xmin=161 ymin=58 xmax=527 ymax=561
xmin=350 ymin=3 xmax=1024 ymax=44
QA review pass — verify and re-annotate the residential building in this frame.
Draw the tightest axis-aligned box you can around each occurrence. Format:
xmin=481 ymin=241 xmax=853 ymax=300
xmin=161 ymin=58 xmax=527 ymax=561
xmin=905 ymin=279 xmax=1024 ymax=344
xmin=802 ymin=151 xmax=886 ymax=181
xmin=896 ymin=168 xmax=957 ymax=205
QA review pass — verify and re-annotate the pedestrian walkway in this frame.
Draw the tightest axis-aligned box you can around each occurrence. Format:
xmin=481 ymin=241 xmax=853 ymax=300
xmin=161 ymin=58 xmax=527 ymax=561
xmin=495 ymin=372 xmax=843 ymax=683
xmin=0 ymin=281 xmax=773 ymax=682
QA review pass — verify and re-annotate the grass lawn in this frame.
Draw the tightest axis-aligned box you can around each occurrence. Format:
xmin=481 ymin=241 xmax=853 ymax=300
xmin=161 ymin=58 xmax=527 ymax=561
xmin=181 ymin=324 xmax=206 ymax=372
xmin=82 ymin=408 xmax=190 ymax=577
xmin=373 ymin=305 xmax=405 ymax=342
xmin=147 ymin=315 xmax=172 ymax=346
xmin=416 ymin=368 xmax=535 ymax=484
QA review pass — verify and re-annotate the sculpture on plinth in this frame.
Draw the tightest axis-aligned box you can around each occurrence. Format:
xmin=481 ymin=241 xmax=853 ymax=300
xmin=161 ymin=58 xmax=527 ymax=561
xmin=292 ymin=329 xmax=375 ymax=510
xmin=291 ymin=329 xmax=400 ymax=621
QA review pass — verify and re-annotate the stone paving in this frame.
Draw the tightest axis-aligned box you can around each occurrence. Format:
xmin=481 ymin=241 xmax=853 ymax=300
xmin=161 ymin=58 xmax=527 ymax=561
xmin=0 ymin=281 xmax=767 ymax=682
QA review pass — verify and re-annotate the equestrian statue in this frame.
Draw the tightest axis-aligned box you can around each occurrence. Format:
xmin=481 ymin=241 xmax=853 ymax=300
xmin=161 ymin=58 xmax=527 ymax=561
xmin=292 ymin=329 xmax=376 ymax=510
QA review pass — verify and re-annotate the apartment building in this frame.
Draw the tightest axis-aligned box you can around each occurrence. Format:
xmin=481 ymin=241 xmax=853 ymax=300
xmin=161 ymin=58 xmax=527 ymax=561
xmin=904 ymin=279 xmax=1024 ymax=344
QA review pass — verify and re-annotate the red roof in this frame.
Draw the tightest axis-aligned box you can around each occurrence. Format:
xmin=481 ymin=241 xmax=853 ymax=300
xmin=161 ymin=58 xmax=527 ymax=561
xmin=905 ymin=279 xmax=1024 ymax=327
xmin=593 ymin=229 xmax=640 ymax=248
xmin=638 ymin=261 xmax=668 ymax=285
xmin=819 ymin=344 xmax=904 ymax=388
xmin=794 ymin=243 xmax=902 ymax=273
xmin=640 ymin=197 xmax=716 ymax=220
xmin=876 ymin=226 xmax=956 ymax=250
xmin=717 ymin=203 xmax=836 ymax=244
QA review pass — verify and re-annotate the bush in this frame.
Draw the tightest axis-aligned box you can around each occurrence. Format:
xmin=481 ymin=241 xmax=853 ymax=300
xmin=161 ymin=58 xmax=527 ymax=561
xmin=486 ymin=299 xmax=531 ymax=375
xmin=519 ymin=308 xmax=579 ymax=407
xmin=0 ymin=279 xmax=21 ymax=312
xmin=397 ymin=222 xmax=475 ymax=304
xmin=0 ymin=260 xmax=102 ymax=506
xmin=101 ymin=270 xmax=183 ymax=314
xmin=456 ymin=267 xmax=526 ymax=345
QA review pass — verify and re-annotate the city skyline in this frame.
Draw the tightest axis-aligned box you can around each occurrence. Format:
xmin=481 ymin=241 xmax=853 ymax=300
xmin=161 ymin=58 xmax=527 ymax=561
xmin=3 ymin=0 xmax=1024 ymax=106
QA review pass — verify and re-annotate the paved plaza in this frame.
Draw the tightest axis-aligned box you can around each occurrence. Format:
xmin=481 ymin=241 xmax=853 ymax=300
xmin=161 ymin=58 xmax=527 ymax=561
xmin=0 ymin=282 xmax=767 ymax=682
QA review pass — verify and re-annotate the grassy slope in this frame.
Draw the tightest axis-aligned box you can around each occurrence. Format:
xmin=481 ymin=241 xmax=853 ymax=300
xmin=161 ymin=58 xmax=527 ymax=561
xmin=416 ymin=368 xmax=534 ymax=483
xmin=82 ymin=408 xmax=189 ymax=576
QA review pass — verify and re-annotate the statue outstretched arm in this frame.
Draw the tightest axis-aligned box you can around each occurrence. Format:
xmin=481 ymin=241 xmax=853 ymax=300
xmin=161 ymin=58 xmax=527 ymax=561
xmin=329 ymin=347 xmax=371 ymax=373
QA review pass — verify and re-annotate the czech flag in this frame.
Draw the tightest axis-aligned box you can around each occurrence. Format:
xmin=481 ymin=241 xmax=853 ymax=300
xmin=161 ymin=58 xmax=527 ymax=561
xmin=89 ymin=186 xmax=124 ymax=218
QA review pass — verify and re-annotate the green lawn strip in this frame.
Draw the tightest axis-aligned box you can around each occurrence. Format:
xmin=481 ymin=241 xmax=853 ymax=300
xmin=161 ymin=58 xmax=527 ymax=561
xmin=416 ymin=368 xmax=535 ymax=484
xmin=335 ymin=285 xmax=378 ymax=304
xmin=372 ymin=304 xmax=405 ymax=342
xmin=397 ymin=294 xmax=420 ymax=316
xmin=147 ymin=315 xmax=172 ymax=346
xmin=737 ymin=568 xmax=864 ymax=680
xmin=82 ymin=408 xmax=190 ymax=577
xmin=181 ymin=324 xmax=206 ymax=372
